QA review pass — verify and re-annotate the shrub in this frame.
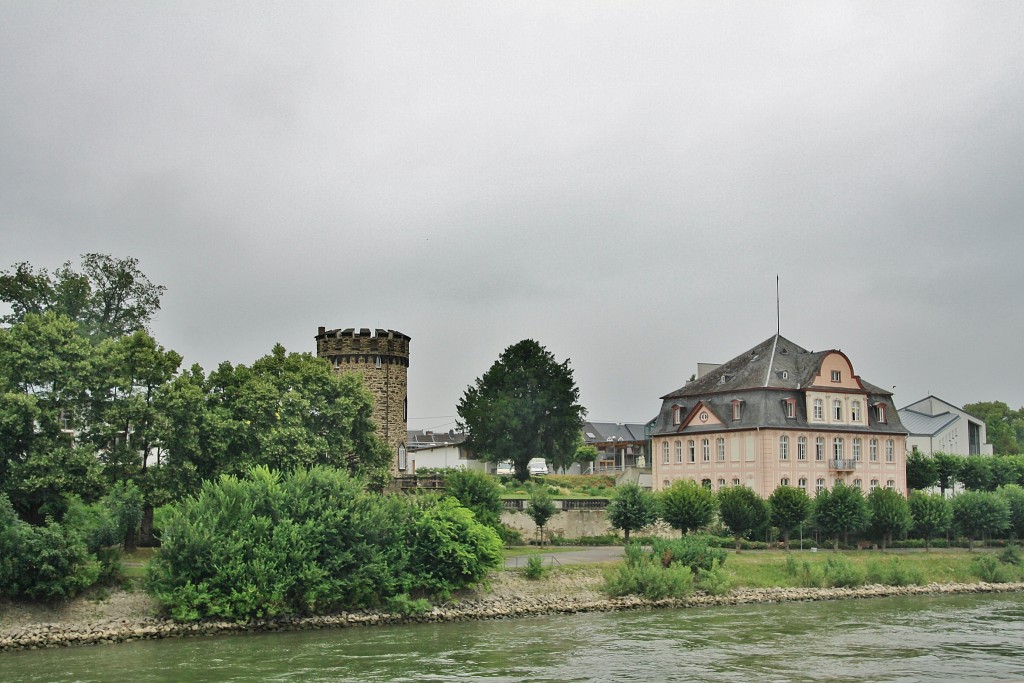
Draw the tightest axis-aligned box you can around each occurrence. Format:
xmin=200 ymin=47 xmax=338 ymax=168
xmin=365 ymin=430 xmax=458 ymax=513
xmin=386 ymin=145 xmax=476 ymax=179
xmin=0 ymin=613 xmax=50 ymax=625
xmin=695 ymin=558 xmax=732 ymax=596
xmin=444 ymin=469 xmax=503 ymax=530
xmin=496 ymin=524 xmax=523 ymax=546
xmin=973 ymin=554 xmax=1011 ymax=583
xmin=998 ymin=544 xmax=1022 ymax=566
xmin=524 ymin=555 xmax=547 ymax=580
xmin=651 ymin=535 xmax=727 ymax=573
xmin=823 ymin=555 xmax=864 ymax=588
xmin=785 ymin=554 xmax=798 ymax=577
xmin=603 ymin=555 xmax=694 ymax=600
xmin=796 ymin=561 xmax=825 ymax=588
xmin=866 ymin=557 xmax=924 ymax=586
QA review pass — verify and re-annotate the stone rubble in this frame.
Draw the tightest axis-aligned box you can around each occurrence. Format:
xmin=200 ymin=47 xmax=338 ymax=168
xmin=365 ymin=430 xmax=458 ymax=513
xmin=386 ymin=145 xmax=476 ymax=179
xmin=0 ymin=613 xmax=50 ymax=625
xmin=3 ymin=579 xmax=1023 ymax=653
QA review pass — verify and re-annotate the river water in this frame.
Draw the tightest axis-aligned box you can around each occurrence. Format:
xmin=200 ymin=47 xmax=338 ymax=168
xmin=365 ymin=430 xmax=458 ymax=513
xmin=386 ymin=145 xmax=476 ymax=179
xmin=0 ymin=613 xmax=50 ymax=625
xmin=4 ymin=593 xmax=1024 ymax=682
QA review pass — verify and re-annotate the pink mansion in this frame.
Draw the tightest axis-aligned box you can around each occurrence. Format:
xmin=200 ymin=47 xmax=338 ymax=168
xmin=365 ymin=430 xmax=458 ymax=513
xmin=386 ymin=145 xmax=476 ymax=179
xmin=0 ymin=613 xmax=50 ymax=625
xmin=650 ymin=334 xmax=908 ymax=497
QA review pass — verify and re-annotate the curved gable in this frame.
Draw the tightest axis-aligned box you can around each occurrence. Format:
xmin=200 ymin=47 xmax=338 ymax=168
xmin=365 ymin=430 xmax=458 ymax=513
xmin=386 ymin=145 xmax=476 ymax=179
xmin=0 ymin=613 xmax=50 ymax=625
xmin=810 ymin=351 xmax=863 ymax=390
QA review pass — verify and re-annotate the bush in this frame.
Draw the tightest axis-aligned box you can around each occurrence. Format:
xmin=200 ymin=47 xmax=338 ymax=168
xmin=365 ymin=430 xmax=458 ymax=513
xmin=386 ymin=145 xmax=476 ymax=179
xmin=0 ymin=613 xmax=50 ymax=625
xmin=524 ymin=555 xmax=547 ymax=580
xmin=651 ymin=535 xmax=727 ymax=573
xmin=998 ymin=544 xmax=1022 ymax=566
xmin=695 ymin=559 xmax=732 ymax=595
xmin=796 ymin=560 xmax=825 ymax=588
xmin=603 ymin=552 xmax=694 ymax=600
xmin=866 ymin=557 xmax=925 ymax=586
xmin=496 ymin=524 xmax=523 ymax=546
xmin=823 ymin=555 xmax=864 ymax=588
xmin=973 ymin=554 xmax=1012 ymax=583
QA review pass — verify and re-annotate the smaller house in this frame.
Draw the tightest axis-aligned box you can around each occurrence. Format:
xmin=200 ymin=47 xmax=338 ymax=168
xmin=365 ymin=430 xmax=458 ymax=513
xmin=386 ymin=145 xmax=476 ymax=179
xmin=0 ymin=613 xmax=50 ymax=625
xmin=581 ymin=421 xmax=650 ymax=473
xmin=898 ymin=396 xmax=993 ymax=456
xmin=405 ymin=429 xmax=484 ymax=472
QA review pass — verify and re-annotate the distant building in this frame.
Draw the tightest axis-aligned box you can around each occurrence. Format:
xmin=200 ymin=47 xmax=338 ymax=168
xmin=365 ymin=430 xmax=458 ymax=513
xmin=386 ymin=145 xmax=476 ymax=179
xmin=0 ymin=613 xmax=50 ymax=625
xmin=650 ymin=334 xmax=908 ymax=497
xmin=405 ymin=429 xmax=483 ymax=472
xmin=898 ymin=396 xmax=993 ymax=456
xmin=581 ymin=421 xmax=650 ymax=473
xmin=316 ymin=326 xmax=411 ymax=473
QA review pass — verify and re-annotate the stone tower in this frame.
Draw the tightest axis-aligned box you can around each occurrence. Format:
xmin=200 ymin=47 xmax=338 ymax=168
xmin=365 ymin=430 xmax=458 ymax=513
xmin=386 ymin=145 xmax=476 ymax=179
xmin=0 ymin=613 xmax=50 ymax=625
xmin=315 ymin=326 xmax=411 ymax=472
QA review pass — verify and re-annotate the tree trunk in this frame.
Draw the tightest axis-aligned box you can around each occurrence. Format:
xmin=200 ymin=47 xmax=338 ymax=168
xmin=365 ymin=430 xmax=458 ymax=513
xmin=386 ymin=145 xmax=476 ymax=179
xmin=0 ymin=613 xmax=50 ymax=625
xmin=734 ymin=535 xmax=742 ymax=553
xmin=783 ymin=530 xmax=791 ymax=551
xmin=139 ymin=504 xmax=156 ymax=547
xmin=832 ymin=536 xmax=839 ymax=552
xmin=623 ymin=528 xmax=631 ymax=543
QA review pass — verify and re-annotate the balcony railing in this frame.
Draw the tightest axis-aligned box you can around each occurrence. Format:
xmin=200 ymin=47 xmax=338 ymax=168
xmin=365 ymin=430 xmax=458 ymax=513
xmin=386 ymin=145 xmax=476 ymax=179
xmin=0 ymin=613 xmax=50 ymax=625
xmin=828 ymin=458 xmax=857 ymax=471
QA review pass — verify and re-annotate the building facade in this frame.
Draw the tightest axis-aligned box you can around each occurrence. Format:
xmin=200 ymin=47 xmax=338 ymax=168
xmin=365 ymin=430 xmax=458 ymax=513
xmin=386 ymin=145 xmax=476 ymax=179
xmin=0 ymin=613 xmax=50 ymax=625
xmin=650 ymin=334 xmax=908 ymax=497
xmin=315 ymin=326 xmax=410 ymax=472
xmin=581 ymin=421 xmax=650 ymax=472
xmin=899 ymin=396 xmax=993 ymax=456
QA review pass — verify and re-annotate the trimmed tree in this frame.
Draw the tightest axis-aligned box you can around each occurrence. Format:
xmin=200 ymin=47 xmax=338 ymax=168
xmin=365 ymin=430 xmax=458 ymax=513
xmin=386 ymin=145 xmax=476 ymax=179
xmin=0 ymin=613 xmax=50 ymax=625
xmin=457 ymin=340 xmax=586 ymax=483
xmin=526 ymin=488 xmax=558 ymax=546
xmin=997 ymin=484 xmax=1024 ymax=540
xmin=813 ymin=483 xmax=870 ymax=551
xmin=717 ymin=485 xmax=768 ymax=552
xmin=768 ymin=485 xmax=812 ymax=550
xmin=659 ymin=479 xmax=718 ymax=536
xmin=951 ymin=490 xmax=1010 ymax=551
xmin=959 ymin=456 xmax=993 ymax=492
xmin=905 ymin=448 xmax=938 ymax=491
xmin=908 ymin=491 xmax=952 ymax=551
xmin=933 ymin=452 xmax=962 ymax=497
xmin=607 ymin=483 xmax=658 ymax=542
xmin=867 ymin=487 xmax=912 ymax=550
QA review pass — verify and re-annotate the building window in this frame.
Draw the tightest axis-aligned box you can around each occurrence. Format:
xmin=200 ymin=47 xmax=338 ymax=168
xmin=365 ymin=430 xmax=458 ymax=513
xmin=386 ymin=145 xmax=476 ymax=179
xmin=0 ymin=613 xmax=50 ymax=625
xmin=785 ymin=399 xmax=796 ymax=418
xmin=674 ymin=440 xmax=682 ymax=464
xmin=886 ymin=439 xmax=895 ymax=463
xmin=663 ymin=480 xmax=670 ymax=489
xmin=782 ymin=370 xmax=789 ymax=380
xmin=779 ymin=435 xmax=789 ymax=460
xmin=853 ymin=478 xmax=862 ymax=489
xmin=798 ymin=477 xmax=808 ymax=491
xmin=876 ymin=404 xmax=887 ymax=423
xmin=851 ymin=400 xmax=862 ymax=422
xmin=798 ymin=436 xmax=807 ymax=461
xmin=870 ymin=439 xmax=878 ymax=462
xmin=701 ymin=479 xmax=712 ymax=489
xmin=732 ymin=478 xmax=740 ymax=486
xmin=375 ymin=356 xmax=382 ymax=369
xmin=833 ymin=437 xmax=844 ymax=459
xmin=702 ymin=439 xmax=710 ymax=462
xmin=688 ymin=440 xmax=696 ymax=463
xmin=870 ymin=478 xmax=879 ymax=492
xmin=833 ymin=399 xmax=843 ymax=421
xmin=831 ymin=370 xmax=841 ymax=382
xmin=717 ymin=478 xmax=726 ymax=488
xmin=815 ymin=437 xmax=825 ymax=461
xmin=813 ymin=399 xmax=823 ymax=420
xmin=886 ymin=479 xmax=895 ymax=490
xmin=853 ymin=438 xmax=862 ymax=461
xmin=398 ymin=444 xmax=407 ymax=470
xmin=781 ymin=477 xmax=790 ymax=486
xmin=732 ymin=400 xmax=743 ymax=420
xmin=717 ymin=437 xmax=726 ymax=461
xmin=672 ymin=405 xmax=682 ymax=425
xmin=816 ymin=478 xmax=826 ymax=494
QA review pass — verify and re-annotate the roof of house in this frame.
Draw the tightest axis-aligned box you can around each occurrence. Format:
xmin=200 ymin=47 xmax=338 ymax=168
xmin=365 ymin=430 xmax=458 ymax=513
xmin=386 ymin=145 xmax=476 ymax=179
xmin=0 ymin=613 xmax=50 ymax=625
xmin=582 ymin=421 xmax=648 ymax=445
xmin=661 ymin=334 xmax=890 ymax=399
xmin=897 ymin=408 xmax=959 ymax=437
xmin=406 ymin=430 xmax=466 ymax=451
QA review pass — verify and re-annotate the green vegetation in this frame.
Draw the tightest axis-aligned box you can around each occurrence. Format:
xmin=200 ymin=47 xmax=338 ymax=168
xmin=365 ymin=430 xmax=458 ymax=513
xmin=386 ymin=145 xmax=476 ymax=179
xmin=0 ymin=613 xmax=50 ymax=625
xmin=813 ymin=483 xmax=870 ymax=551
xmin=606 ymin=483 xmax=658 ymax=542
xmin=523 ymin=556 xmax=548 ymax=580
xmin=768 ymin=485 xmax=812 ymax=550
xmin=526 ymin=488 xmax=558 ymax=545
xmin=717 ymin=485 xmax=769 ymax=552
xmin=457 ymin=339 xmax=586 ymax=483
xmin=952 ymin=491 xmax=1010 ymax=551
xmin=659 ymin=479 xmax=717 ymax=536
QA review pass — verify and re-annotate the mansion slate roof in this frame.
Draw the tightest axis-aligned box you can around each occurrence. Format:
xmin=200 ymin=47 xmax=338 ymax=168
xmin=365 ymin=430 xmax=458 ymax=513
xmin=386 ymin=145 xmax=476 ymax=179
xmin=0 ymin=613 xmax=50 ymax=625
xmin=898 ymin=409 xmax=959 ymax=437
xmin=652 ymin=334 xmax=906 ymax=437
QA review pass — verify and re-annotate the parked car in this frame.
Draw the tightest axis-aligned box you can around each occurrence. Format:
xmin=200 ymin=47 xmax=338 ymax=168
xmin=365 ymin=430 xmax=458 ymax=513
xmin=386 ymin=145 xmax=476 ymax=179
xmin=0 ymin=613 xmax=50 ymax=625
xmin=528 ymin=458 xmax=549 ymax=476
xmin=495 ymin=461 xmax=514 ymax=476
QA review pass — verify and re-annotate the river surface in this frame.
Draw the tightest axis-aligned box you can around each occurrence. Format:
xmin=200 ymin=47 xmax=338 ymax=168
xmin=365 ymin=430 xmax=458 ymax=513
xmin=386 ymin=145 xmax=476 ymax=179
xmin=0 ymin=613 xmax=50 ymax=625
xmin=4 ymin=593 xmax=1024 ymax=682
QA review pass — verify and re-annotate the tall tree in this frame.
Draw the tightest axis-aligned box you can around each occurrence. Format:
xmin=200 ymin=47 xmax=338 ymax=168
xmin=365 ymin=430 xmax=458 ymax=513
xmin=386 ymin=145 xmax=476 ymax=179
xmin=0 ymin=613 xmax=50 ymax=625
xmin=457 ymin=340 xmax=586 ymax=483
xmin=952 ymin=491 xmax=1009 ymax=551
xmin=0 ymin=254 xmax=166 ymax=339
xmin=905 ymin=448 xmax=938 ymax=491
xmin=659 ymin=479 xmax=718 ymax=536
xmin=813 ymin=483 xmax=870 ymax=551
xmin=964 ymin=401 xmax=1024 ymax=455
xmin=867 ymin=487 xmax=912 ymax=550
xmin=767 ymin=485 xmax=812 ymax=550
xmin=908 ymin=492 xmax=952 ymax=551
xmin=607 ymin=483 xmax=658 ymax=542
xmin=717 ymin=485 xmax=769 ymax=552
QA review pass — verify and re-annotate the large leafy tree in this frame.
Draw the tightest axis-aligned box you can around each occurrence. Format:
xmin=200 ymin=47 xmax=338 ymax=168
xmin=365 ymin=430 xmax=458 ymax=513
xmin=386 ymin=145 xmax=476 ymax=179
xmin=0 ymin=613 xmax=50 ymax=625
xmin=905 ymin=448 xmax=938 ymax=491
xmin=813 ymin=483 xmax=869 ymax=551
xmin=0 ymin=254 xmax=165 ymax=340
xmin=964 ymin=401 xmax=1024 ymax=455
xmin=867 ymin=487 xmax=912 ymax=550
xmin=457 ymin=340 xmax=585 ymax=483
xmin=959 ymin=456 xmax=993 ymax=491
xmin=607 ymin=483 xmax=658 ymax=542
xmin=908 ymin=492 xmax=952 ymax=551
xmin=952 ymin=490 xmax=1009 ymax=551
xmin=717 ymin=485 xmax=768 ymax=552
xmin=659 ymin=479 xmax=717 ymax=536
xmin=767 ymin=485 xmax=812 ymax=550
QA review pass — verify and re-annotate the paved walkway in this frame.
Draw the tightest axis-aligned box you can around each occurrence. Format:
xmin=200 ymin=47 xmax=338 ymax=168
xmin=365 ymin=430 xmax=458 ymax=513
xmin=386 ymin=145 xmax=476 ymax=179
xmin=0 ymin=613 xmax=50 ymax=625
xmin=504 ymin=546 xmax=623 ymax=569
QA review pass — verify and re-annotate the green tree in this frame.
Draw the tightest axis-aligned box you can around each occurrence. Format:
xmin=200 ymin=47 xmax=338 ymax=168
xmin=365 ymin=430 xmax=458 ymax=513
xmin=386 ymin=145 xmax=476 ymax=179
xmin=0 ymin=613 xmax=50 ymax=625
xmin=717 ymin=485 xmax=769 ymax=552
xmin=813 ymin=483 xmax=870 ymax=551
xmin=908 ymin=492 xmax=952 ymax=551
xmin=525 ymin=487 xmax=558 ymax=546
xmin=659 ymin=479 xmax=718 ymax=536
xmin=444 ymin=468 xmax=504 ymax=530
xmin=767 ymin=485 xmax=812 ymax=550
xmin=996 ymin=484 xmax=1024 ymax=540
xmin=0 ymin=254 xmax=166 ymax=340
xmin=457 ymin=340 xmax=586 ymax=483
xmin=606 ymin=483 xmax=658 ymax=542
xmin=867 ymin=487 xmax=912 ymax=550
xmin=905 ymin=448 xmax=938 ymax=491
xmin=933 ymin=452 xmax=963 ymax=497
xmin=964 ymin=401 xmax=1022 ymax=455
xmin=991 ymin=456 xmax=1024 ymax=488
xmin=952 ymin=490 xmax=1010 ymax=551
xmin=959 ymin=456 xmax=993 ymax=491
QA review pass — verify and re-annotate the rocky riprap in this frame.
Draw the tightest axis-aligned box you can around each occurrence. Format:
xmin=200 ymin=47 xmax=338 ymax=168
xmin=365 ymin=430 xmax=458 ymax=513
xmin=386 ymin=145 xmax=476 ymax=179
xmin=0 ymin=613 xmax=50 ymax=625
xmin=3 ymin=580 xmax=1024 ymax=653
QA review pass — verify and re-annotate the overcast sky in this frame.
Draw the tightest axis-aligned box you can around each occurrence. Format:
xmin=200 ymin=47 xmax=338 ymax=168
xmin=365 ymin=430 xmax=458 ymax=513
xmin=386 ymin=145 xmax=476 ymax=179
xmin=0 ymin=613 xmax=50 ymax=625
xmin=3 ymin=2 xmax=1023 ymax=433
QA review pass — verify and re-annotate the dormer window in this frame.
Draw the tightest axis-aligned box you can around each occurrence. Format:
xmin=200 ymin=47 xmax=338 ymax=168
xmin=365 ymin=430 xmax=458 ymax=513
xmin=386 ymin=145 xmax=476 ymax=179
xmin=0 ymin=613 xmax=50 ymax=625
xmin=875 ymin=404 xmax=887 ymax=423
xmin=672 ymin=405 xmax=682 ymax=425
xmin=784 ymin=399 xmax=796 ymax=419
xmin=781 ymin=370 xmax=789 ymax=380
xmin=731 ymin=399 xmax=743 ymax=420
xmin=831 ymin=370 xmax=841 ymax=382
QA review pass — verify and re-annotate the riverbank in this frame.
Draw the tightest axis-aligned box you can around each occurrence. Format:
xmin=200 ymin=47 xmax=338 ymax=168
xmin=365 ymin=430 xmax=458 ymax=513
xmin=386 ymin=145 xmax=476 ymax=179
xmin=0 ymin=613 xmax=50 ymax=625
xmin=4 ymin=566 xmax=1024 ymax=654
